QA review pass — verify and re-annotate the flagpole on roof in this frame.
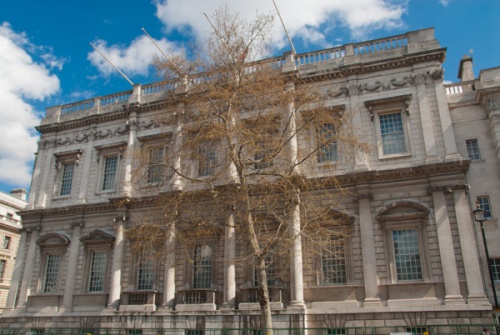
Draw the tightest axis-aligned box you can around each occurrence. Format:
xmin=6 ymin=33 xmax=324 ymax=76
xmin=142 ymin=27 xmax=169 ymax=60
xmin=272 ymin=0 xmax=296 ymax=54
xmin=89 ymin=42 xmax=134 ymax=86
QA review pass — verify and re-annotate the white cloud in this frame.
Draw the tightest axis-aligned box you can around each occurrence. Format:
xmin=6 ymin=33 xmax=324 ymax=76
xmin=438 ymin=0 xmax=450 ymax=6
xmin=0 ymin=22 xmax=60 ymax=188
xmin=154 ymin=0 xmax=407 ymax=47
xmin=87 ymin=35 xmax=181 ymax=79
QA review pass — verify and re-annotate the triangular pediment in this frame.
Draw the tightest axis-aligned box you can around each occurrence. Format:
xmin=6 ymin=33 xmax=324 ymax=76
xmin=376 ymin=201 xmax=430 ymax=222
xmin=80 ymin=229 xmax=115 ymax=246
xmin=36 ymin=233 xmax=70 ymax=247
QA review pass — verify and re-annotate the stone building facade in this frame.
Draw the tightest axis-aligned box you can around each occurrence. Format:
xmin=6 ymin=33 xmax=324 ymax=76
xmin=0 ymin=189 xmax=26 ymax=309
xmin=1 ymin=28 xmax=499 ymax=332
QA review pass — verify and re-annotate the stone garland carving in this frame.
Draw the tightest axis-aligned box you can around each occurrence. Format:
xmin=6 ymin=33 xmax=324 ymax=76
xmin=325 ymin=74 xmax=419 ymax=98
xmin=137 ymin=119 xmax=160 ymax=130
xmin=488 ymin=98 xmax=500 ymax=110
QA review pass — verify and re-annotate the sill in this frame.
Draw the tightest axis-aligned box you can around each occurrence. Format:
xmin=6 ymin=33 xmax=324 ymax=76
xmin=52 ymin=195 xmax=72 ymax=201
xmin=379 ymin=152 xmax=412 ymax=160
xmin=95 ymin=189 xmax=116 ymax=195
xmin=470 ymin=158 xmax=486 ymax=163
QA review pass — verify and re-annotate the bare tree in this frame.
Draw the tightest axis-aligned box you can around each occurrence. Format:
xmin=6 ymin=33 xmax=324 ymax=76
xmin=126 ymin=7 xmax=368 ymax=334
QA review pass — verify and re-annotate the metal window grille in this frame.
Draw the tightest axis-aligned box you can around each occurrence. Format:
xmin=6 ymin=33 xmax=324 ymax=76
xmin=198 ymin=143 xmax=216 ymax=177
xmin=60 ymin=163 xmax=75 ymax=196
xmin=380 ymin=112 xmax=406 ymax=155
xmin=466 ymin=139 xmax=481 ymax=160
xmin=193 ymin=245 xmax=212 ymax=289
xmin=128 ymin=330 xmax=142 ymax=335
xmin=43 ymin=253 xmax=61 ymax=292
xmin=327 ymin=329 xmax=346 ymax=335
xmin=186 ymin=330 xmax=204 ymax=335
xmin=0 ymin=260 xmax=6 ymax=279
xmin=491 ymin=258 xmax=500 ymax=282
xmin=477 ymin=195 xmax=493 ymax=218
xmin=147 ymin=147 xmax=164 ymax=184
xmin=406 ymin=327 xmax=428 ymax=335
xmin=3 ymin=236 xmax=11 ymax=249
xmin=31 ymin=329 xmax=45 ymax=335
xmin=88 ymin=250 xmax=107 ymax=292
xmin=317 ymin=123 xmax=338 ymax=163
xmin=137 ymin=252 xmax=154 ymax=290
xmin=102 ymin=156 xmax=118 ymax=190
xmin=392 ymin=229 xmax=423 ymax=281
xmin=322 ymin=234 xmax=347 ymax=284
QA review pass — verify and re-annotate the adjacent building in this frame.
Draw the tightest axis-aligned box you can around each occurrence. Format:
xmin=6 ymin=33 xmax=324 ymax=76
xmin=0 ymin=189 xmax=26 ymax=309
xmin=1 ymin=28 xmax=499 ymax=333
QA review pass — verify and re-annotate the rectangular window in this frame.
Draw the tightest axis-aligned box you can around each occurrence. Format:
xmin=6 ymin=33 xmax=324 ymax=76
xmin=491 ymin=258 xmax=500 ymax=282
xmin=137 ymin=252 xmax=154 ymax=290
xmin=193 ymin=245 xmax=212 ymax=289
xmin=254 ymin=142 xmax=273 ymax=170
xmin=102 ymin=156 xmax=118 ymax=190
xmin=254 ymin=247 xmax=279 ymax=286
xmin=198 ymin=143 xmax=216 ymax=177
xmin=60 ymin=163 xmax=75 ymax=196
xmin=3 ymin=236 xmax=11 ymax=249
xmin=88 ymin=251 xmax=108 ymax=292
xmin=477 ymin=196 xmax=493 ymax=219
xmin=128 ymin=330 xmax=142 ymax=335
xmin=322 ymin=234 xmax=347 ymax=284
xmin=317 ymin=123 xmax=338 ymax=163
xmin=43 ymin=253 xmax=61 ymax=293
xmin=406 ymin=327 xmax=428 ymax=335
xmin=466 ymin=139 xmax=481 ymax=160
xmin=31 ymin=329 xmax=45 ymax=335
xmin=186 ymin=331 xmax=204 ymax=335
xmin=0 ymin=259 xmax=6 ymax=279
xmin=380 ymin=112 xmax=406 ymax=155
xmin=147 ymin=147 xmax=164 ymax=184
xmin=392 ymin=229 xmax=423 ymax=281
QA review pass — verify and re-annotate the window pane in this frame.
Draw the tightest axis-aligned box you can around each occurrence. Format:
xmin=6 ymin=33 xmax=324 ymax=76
xmin=137 ymin=252 xmax=154 ymax=290
xmin=380 ymin=112 xmax=406 ymax=155
xmin=491 ymin=258 xmax=500 ymax=282
xmin=392 ymin=229 xmax=422 ymax=281
xmin=102 ymin=156 xmax=118 ymax=190
xmin=198 ymin=144 xmax=216 ymax=177
xmin=317 ymin=123 xmax=338 ymax=163
xmin=60 ymin=163 xmax=75 ymax=196
xmin=466 ymin=139 xmax=481 ymax=160
xmin=89 ymin=251 xmax=107 ymax=292
xmin=193 ymin=245 xmax=212 ymax=289
xmin=44 ymin=254 xmax=61 ymax=292
xmin=3 ymin=236 xmax=11 ymax=249
xmin=322 ymin=234 xmax=346 ymax=284
xmin=254 ymin=247 xmax=278 ymax=286
xmin=477 ymin=196 xmax=493 ymax=219
xmin=0 ymin=260 xmax=6 ymax=279
xmin=147 ymin=147 xmax=164 ymax=184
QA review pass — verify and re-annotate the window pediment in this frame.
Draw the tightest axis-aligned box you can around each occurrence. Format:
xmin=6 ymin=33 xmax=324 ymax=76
xmin=80 ymin=229 xmax=115 ymax=246
xmin=36 ymin=233 xmax=70 ymax=247
xmin=376 ymin=201 xmax=430 ymax=222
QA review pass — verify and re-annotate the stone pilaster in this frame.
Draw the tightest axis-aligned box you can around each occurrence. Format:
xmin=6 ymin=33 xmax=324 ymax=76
xmin=432 ymin=190 xmax=464 ymax=304
xmin=61 ymin=222 xmax=83 ymax=309
xmin=108 ymin=219 xmax=125 ymax=309
xmin=122 ymin=112 xmax=137 ymax=196
xmin=161 ymin=225 xmax=176 ymax=310
xmin=453 ymin=189 xmax=490 ymax=304
xmin=17 ymin=227 xmax=40 ymax=307
xmin=415 ymin=73 xmax=438 ymax=162
xmin=357 ymin=186 xmax=382 ymax=306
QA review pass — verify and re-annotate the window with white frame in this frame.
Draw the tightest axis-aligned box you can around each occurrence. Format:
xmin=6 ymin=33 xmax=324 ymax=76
xmin=491 ymin=258 xmax=500 ymax=282
xmin=477 ymin=195 xmax=493 ymax=219
xmin=88 ymin=250 xmax=108 ymax=292
xmin=317 ymin=123 xmax=338 ymax=163
xmin=42 ymin=253 xmax=62 ymax=293
xmin=365 ymin=95 xmax=412 ymax=159
xmin=137 ymin=251 xmax=154 ymax=290
xmin=54 ymin=149 xmax=82 ymax=198
xmin=392 ymin=229 xmax=423 ymax=281
xmin=193 ymin=244 xmax=212 ymax=289
xmin=36 ymin=233 xmax=69 ymax=294
xmin=101 ymin=156 xmax=118 ymax=190
xmin=254 ymin=142 xmax=273 ymax=170
xmin=80 ymin=229 xmax=114 ymax=294
xmin=3 ymin=236 xmax=11 ymax=249
xmin=147 ymin=146 xmax=165 ymax=184
xmin=60 ymin=163 xmax=75 ymax=196
xmin=321 ymin=234 xmax=347 ymax=285
xmin=198 ymin=142 xmax=216 ymax=177
xmin=466 ymin=139 xmax=481 ymax=160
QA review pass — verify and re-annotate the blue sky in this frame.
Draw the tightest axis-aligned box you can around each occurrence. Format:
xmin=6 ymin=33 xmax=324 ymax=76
xmin=0 ymin=0 xmax=498 ymax=196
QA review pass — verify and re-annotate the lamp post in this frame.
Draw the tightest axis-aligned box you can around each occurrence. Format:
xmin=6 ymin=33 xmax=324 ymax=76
xmin=473 ymin=203 xmax=499 ymax=309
